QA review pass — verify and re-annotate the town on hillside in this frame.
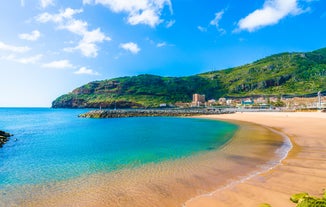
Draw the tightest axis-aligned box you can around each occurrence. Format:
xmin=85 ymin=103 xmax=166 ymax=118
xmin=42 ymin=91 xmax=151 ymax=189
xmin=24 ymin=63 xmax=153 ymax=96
xmin=172 ymin=92 xmax=326 ymax=111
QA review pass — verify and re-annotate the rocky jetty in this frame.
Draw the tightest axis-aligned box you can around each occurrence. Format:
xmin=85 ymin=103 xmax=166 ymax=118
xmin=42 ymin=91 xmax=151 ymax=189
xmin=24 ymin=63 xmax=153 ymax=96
xmin=0 ymin=130 xmax=12 ymax=147
xmin=78 ymin=108 xmax=235 ymax=118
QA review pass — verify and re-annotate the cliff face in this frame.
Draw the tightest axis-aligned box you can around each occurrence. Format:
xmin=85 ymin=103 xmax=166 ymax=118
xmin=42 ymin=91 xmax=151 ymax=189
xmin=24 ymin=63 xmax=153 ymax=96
xmin=52 ymin=47 xmax=326 ymax=108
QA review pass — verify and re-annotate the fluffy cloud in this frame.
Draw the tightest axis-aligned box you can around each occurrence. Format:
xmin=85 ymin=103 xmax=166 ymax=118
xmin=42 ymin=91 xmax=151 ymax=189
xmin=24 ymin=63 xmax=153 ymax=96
xmin=63 ymin=27 xmax=111 ymax=57
xmin=40 ymin=0 xmax=54 ymax=8
xmin=237 ymin=0 xmax=304 ymax=32
xmin=18 ymin=54 xmax=43 ymax=64
xmin=36 ymin=8 xmax=110 ymax=57
xmin=120 ymin=42 xmax=140 ymax=54
xmin=74 ymin=67 xmax=100 ymax=75
xmin=36 ymin=8 xmax=83 ymax=23
xmin=59 ymin=19 xmax=87 ymax=34
xmin=210 ymin=10 xmax=226 ymax=34
xmin=42 ymin=59 xmax=74 ymax=69
xmin=0 ymin=41 xmax=30 ymax=53
xmin=1 ymin=54 xmax=43 ymax=64
xmin=19 ymin=30 xmax=41 ymax=41
xmin=87 ymin=0 xmax=172 ymax=27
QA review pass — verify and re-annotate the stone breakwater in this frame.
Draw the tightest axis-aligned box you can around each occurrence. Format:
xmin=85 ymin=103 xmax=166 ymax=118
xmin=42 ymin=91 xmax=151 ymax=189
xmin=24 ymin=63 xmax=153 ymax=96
xmin=78 ymin=109 xmax=235 ymax=118
xmin=0 ymin=130 xmax=12 ymax=147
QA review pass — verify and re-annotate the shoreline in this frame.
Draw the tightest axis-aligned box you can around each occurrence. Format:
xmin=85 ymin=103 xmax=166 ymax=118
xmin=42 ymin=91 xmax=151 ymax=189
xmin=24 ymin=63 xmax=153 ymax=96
xmin=0 ymin=117 xmax=287 ymax=207
xmin=185 ymin=112 xmax=326 ymax=207
xmin=183 ymin=125 xmax=293 ymax=206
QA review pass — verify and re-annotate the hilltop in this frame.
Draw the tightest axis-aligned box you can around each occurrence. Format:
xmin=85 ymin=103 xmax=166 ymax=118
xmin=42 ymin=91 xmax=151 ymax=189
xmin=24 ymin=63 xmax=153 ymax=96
xmin=52 ymin=47 xmax=326 ymax=108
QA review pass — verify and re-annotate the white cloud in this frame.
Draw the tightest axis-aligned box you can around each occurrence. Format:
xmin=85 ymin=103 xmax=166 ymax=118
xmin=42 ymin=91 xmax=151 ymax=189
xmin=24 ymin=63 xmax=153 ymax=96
xmin=19 ymin=30 xmax=41 ymax=41
xmin=197 ymin=26 xmax=207 ymax=32
xmin=63 ymin=27 xmax=111 ymax=57
xmin=42 ymin=59 xmax=74 ymax=69
xmin=128 ymin=9 xmax=160 ymax=26
xmin=93 ymin=0 xmax=173 ymax=27
xmin=59 ymin=19 xmax=88 ymax=34
xmin=166 ymin=20 xmax=175 ymax=28
xmin=1 ymin=54 xmax=42 ymax=64
xmin=0 ymin=55 xmax=15 ymax=61
xmin=21 ymin=0 xmax=25 ymax=7
xmin=74 ymin=67 xmax=100 ymax=75
xmin=210 ymin=10 xmax=226 ymax=34
xmin=18 ymin=54 xmax=43 ymax=64
xmin=77 ymin=29 xmax=111 ymax=57
xmin=36 ymin=8 xmax=111 ymax=57
xmin=63 ymin=47 xmax=74 ymax=53
xmin=156 ymin=42 xmax=166 ymax=48
xmin=0 ymin=41 xmax=30 ymax=53
xmin=237 ymin=0 xmax=304 ymax=32
xmin=83 ymin=0 xmax=93 ymax=4
xmin=36 ymin=8 xmax=83 ymax=23
xmin=40 ymin=0 xmax=54 ymax=8
xmin=210 ymin=11 xmax=224 ymax=27
xmin=120 ymin=42 xmax=140 ymax=54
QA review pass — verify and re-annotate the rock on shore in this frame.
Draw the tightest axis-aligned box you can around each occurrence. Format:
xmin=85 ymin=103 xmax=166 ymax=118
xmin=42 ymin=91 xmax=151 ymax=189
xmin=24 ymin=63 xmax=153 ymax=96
xmin=0 ymin=130 xmax=12 ymax=147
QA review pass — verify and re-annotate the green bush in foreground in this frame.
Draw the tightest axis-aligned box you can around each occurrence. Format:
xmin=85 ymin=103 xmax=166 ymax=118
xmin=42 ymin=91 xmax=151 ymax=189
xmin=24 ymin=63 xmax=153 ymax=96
xmin=259 ymin=204 xmax=272 ymax=207
xmin=290 ymin=190 xmax=326 ymax=207
xmin=260 ymin=190 xmax=326 ymax=207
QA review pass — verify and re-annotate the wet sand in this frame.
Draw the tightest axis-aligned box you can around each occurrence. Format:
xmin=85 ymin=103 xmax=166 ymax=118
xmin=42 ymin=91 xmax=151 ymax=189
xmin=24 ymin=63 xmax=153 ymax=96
xmin=185 ymin=112 xmax=326 ymax=207
xmin=0 ymin=118 xmax=288 ymax=207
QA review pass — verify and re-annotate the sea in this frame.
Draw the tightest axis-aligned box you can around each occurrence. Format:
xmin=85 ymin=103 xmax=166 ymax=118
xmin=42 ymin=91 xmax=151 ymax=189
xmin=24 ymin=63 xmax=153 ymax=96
xmin=0 ymin=108 xmax=291 ymax=207
xmin=0 ymin=108 xmax=237 ymax=187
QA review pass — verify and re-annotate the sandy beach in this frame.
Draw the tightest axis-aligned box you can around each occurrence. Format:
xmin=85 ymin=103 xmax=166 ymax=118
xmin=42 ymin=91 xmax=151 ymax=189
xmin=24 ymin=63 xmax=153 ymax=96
xmin=185 ymin=112 xmax=326 ymax=207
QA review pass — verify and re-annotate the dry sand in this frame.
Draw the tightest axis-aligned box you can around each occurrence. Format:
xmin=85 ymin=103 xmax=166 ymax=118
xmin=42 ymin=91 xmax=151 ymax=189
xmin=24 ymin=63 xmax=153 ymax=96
xmin=185 ymin=112 xmax=326 ymax=207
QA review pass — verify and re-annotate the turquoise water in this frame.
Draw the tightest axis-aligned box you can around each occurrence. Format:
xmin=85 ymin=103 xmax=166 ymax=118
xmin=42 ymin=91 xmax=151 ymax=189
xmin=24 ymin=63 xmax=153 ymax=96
xmin=0 ymin=108 xmax=237 ymax=187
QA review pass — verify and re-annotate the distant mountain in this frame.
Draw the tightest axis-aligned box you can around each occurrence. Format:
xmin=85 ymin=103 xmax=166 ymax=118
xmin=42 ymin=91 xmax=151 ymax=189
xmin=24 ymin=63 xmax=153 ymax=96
xmin=52 ymin=47 xmax=326 ymax=108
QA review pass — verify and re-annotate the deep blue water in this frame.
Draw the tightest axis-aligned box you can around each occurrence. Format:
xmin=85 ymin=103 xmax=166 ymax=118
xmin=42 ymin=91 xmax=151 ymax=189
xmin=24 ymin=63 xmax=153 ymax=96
xmin=0 ymin=108 xmax=237 ymax=186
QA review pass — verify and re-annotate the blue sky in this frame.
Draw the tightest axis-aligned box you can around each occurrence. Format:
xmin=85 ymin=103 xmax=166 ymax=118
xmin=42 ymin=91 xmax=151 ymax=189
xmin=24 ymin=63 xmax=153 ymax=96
xmin=0 ymin=0 xmax=325 ymax=107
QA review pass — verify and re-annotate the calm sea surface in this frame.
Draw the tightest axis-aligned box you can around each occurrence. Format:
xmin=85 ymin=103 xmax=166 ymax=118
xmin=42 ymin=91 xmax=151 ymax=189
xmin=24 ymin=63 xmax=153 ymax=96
xmin=0 ymin=108 xmax=238 ymax=187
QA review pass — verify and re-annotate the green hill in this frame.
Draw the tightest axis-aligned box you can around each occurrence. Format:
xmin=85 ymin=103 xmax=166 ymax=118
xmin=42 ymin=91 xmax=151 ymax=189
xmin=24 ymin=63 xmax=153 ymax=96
xmin=52 ymin=47 xmax=326 ymax=108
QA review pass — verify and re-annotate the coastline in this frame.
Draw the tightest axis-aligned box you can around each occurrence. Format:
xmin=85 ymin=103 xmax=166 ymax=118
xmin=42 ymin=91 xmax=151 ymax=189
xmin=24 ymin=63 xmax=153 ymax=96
xmin=183 ymin=125 xmax=292 ymax=206
xmin=185 ymin=112 xmax=326 ymax=207
xmin=0 ymin=117 xmax=288 ymax=207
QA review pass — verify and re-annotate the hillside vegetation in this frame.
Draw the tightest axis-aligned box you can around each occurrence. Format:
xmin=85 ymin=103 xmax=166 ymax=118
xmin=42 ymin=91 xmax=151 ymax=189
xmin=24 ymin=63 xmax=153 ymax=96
xmin=52 ymin=47 xmax=326 ymax=108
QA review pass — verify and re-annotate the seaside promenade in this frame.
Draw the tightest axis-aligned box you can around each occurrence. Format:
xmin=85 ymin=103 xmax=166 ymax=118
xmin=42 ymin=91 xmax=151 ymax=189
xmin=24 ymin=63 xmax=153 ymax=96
xmin=185 ymin=112 xmax=326 ymax=207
